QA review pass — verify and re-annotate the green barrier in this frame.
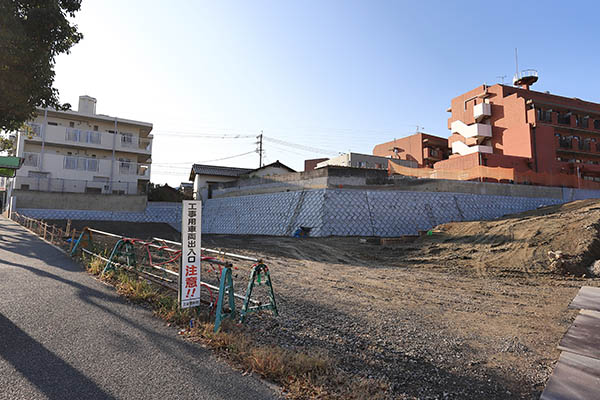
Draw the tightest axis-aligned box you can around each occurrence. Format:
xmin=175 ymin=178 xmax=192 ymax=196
xmin=239 ymin=263 xmax=278 ymax=324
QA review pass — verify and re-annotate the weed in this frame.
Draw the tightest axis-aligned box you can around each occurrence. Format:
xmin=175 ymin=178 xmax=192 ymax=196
xmin=79 ymin=255 xmax=389 ymax=399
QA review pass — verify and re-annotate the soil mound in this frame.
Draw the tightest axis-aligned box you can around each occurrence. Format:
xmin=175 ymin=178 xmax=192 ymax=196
xmin=417 ymin=199 xmax=600 ymax=276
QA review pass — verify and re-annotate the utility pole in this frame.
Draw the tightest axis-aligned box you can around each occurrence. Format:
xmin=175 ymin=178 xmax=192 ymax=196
xmin=257 ymin=131 xmax=263 ymax=168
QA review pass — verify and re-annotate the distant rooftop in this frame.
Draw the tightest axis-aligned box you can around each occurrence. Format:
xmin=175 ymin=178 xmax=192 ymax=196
xmin=37 ymin=95 xmax=153 ymax=129
xmin=189 ymin=164 xmax=254 ymax=180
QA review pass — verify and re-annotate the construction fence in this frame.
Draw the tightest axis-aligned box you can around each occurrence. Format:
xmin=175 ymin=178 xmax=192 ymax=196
xmin=9 ymin=213 xmax=277 ymax=331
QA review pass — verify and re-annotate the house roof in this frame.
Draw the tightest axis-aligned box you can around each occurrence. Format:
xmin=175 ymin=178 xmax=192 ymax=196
xmin=249 ymin=160 xmax=296 ymax=173
xmin=189 ymin=164 xmax=254 ymax=180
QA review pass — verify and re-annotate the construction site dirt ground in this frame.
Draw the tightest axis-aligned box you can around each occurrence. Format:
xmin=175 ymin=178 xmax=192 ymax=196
xmin=48 ymin=199 xmax=600 ymax=399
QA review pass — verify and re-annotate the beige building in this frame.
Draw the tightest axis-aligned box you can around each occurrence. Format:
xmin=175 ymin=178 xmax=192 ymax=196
xmin=316 ymin=152 xmax=417 ymax=170
xmin=13 ymin=95 xmax=152 ymax=209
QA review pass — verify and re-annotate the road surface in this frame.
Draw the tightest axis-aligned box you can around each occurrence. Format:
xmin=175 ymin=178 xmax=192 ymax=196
xmin=0 ymin=216 xmax=279 ymax=400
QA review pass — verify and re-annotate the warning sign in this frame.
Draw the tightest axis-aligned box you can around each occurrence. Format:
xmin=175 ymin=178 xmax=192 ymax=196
xmin=180 ymin=200 xmax=201 ymax=308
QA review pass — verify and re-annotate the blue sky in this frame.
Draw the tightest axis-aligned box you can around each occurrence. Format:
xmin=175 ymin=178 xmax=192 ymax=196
xmin=53 ymin=0 xmax=600 ymax=185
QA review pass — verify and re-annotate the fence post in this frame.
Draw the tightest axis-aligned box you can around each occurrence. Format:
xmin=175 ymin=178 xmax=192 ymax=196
xmin=69 ymin=230 xmax=76 ymax=253
xmin=43 ymin=222 xmax=47 ymax=240
xmin=66 ymin=219 xmax=71 ymax=236
xmin=50 ymin=225 xmax=54 ymax=243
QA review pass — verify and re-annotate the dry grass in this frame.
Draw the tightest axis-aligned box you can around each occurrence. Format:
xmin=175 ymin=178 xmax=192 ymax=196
xmin=79 ymin=254 xmax=389 ymax=399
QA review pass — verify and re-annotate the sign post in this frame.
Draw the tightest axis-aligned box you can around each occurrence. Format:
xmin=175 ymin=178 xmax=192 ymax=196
xmin=179 ymin=200 xmax=202 ymax=308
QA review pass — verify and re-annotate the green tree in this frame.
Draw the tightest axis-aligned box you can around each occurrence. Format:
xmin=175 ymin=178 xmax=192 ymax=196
xmin=0 ymin=0 xmax=83 ymax=132
xmin=0 ymin=134 xmax=14 ymax=154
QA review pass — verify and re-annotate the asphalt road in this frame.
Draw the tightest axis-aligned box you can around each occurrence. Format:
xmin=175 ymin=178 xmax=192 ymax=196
xmin=0 ymin=216 xmax=279 ymax=400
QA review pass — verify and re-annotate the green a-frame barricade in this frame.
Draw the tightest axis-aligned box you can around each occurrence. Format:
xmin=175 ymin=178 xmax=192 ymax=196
xmin=239 ymin=263 xmax=278 ymax=323
xmin=213 ymin=266 xmax=236 ymax=332
xmin=103 ymin=239 xmax=137 ymax=274
xmin=213 ymin=263 xmax=278 ymax=332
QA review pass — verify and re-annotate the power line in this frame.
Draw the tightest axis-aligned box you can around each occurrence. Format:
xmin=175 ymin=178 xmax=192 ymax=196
xmin=154 ymin=132 xmax=256 ymax=139
xmin=263 ymin=136 xmax=339 ymax=156
xmin=152 ymin=150 xmax=256 ymax=168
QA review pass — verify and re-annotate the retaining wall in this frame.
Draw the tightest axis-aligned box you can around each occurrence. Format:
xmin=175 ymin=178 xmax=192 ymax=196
xmin=17 ymin=187 xmax=600 ymax=237
xmin=13 ymin=190 xmax=147 ymax=211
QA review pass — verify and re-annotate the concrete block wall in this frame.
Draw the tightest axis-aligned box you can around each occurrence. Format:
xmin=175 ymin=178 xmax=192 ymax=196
xmin=16 ymin=188 xmax=600 ymax=237
xmin=200 ymin=189 xmax=567 ymax=237
xmin=17 ymin=201 xmax=182 ymax=231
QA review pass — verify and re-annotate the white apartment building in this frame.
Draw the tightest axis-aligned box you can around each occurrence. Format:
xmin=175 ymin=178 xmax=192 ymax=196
xmin=14 ymin=95 xmax=152 ymax=198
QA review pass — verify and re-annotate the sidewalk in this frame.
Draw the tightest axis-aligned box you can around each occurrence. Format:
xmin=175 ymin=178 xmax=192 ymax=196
xmin=0 ymin=216 xmax=278 ymax=400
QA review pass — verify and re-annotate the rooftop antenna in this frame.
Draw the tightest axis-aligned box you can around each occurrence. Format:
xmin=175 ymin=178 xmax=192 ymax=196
xmin=515 ymin=48 xmax=519 ymax=77
xmin=497 ymin=75 xmax=507 ymax=84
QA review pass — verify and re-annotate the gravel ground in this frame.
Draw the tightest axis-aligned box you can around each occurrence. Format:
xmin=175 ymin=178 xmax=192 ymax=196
xmin=42 ymin=200 xmax=600 ymax=399
xmin=198 ymin=201 xmax=600 ymax=399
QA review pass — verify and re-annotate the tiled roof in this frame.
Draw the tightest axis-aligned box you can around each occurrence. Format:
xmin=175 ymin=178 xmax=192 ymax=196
xmin=190 ymin=164 xmax=254 ymax=179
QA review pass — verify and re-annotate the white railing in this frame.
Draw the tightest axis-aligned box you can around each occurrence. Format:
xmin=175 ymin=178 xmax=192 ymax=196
xmin=119 ymin=162 xmax=150 ymax=177
xmin=118 ymin=134 xmax=152 ymax=152
xmin=15 ymin=176 xmax=145 ymax=195
xmin=65 ymin=128 xmax=102 ymax=145
xmin=24 ymin=125 xmax=152 ymax=154
xmin=63 ymin=156 xmax=99 ymax=172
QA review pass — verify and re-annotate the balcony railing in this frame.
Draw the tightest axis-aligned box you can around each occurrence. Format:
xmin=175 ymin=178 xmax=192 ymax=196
xmin=119 ymin=134 xmax=152 ymax=152
xmin=118 ymin=161 xmax=150 ymax=177
xmin=23 ymin=124 xmax=152 ymax=154
xmin=66 ymin=128 xmax=102 ymax=144
xmin=64 ymin=156 xmax=100 ymax=172
xmin=15 ymin=176 xmax=146 ymax=195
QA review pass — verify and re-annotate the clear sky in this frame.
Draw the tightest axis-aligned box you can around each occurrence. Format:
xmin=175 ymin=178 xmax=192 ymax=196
xmin=52 ymin=0 xmax=600 ymax=186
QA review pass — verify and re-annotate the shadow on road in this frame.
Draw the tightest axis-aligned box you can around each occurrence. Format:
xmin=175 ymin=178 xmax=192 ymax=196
xmin=0 ymin=313 xmax=117 ymax=400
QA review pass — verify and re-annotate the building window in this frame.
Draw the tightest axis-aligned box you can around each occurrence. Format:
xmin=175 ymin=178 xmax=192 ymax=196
xmin=119 ymin=159 xmax=133 ymax=174
xmin=93 ymin=125 xmax=98 ymax=131
xmin=557 ymin=112 xmax=571 ymax=125
xmin=69 ymin=121 xmax=75 ymax=128
xmin=595 ymin=120 xmax=600 ymax=130
xmin=47 ymin=122 xmax=58 ymax=126
xmin=556 ymin=134 xmax=572 ymax=149
xmin=577 ymin=116 xmax=589 ymax=128
xmin=23 ymin=152 xmax=39 ymax=167
xmin=120 ymin=133 xmax=134 ymax=147
xmin=537 ymin=108 xmax=552 ymax=123
xmin=580 ymin=138 xmax=592 ymax=152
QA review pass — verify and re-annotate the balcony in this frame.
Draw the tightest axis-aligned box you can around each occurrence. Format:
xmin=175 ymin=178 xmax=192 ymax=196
xmin=15 ymin=176 xmax=143 ymax=195
xmin=23 ymin=124 xmax=152 ymax=155
xmin=117 ymin=134 xmax=153 ymax=153
xmin=451 ymin=120 xmax=492 ymax=139
xmin=451 ymin=140 xmax=493 ymax=156
xmin=473 ymin=103 xmax=491 ymax=122
xmin=423 ymin=147 xmax=443 ymax=160
xmin=118 ymin=161 xmax=151 ymax=178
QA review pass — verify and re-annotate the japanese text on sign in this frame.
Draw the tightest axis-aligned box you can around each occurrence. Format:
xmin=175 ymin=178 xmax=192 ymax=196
xmin=180 ymin=200 xmax=202 ymax=308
